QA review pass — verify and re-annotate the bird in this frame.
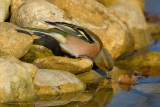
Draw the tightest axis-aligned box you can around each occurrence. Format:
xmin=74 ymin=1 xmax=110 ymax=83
xmin=18 ymin=21 xmax=114 ymax=77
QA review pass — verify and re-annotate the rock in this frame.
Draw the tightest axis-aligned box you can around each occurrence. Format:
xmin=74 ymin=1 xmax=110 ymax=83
xmin=116 ymin=52 xmax=160 ymax=70
xmin=0 ymin=55 xmax=37 ymax=103
xmin=11 ymin=0 xmax=27 ymax=14
xmin=147 ymin=23 xmax=160 ymax=39
xmin=0 ymin=22 xmax=34 ymax=58
xmin=149 ymin=68 xmax=160 ymax=77
xmin=98 ymin=67 xmax=130 ymax=94
xmin=33 ymin=56 xmax=93 ymax=74
xmin=35 ymin=92 xmax=82 ymax=107
xmin=47 ymin=0 xmax=134 ymax=59
xmin=1 ymin=55 xmax=37 ymax=79
xmin=60 ymin=88 xmax=113 ymax=107
xmin=34 ymin=69 xmax=85 ymax=97
xmin=72 ymin=92 xmax=93 ymax=102
xmin=21 ymin=44 xmax=54 ymax=63
xmin=0 ymin=103 xmax=35 ymax=107
xmin=10 ymin=0 xmax=79 ymax=29
xmin=0 ymin=0 xmax=11 ymax=22
xmin=97 ymin=0 xmax=144 ymax=10
xmin=92 ymin=88 xmax=114 ymax=107
xmin=76 ymin=70 xmax=103 ymax=84
xmin=107 ymin=1 xmax=152 ymax=49
xmin=119 ymin=75 xmax=136 ymax=85
xmin=20 ymin=61 xmax=38 ymax=79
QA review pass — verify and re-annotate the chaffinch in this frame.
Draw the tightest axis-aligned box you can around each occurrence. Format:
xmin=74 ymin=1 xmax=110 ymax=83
xmin=19 ymin=21 xmax=114 ymax=76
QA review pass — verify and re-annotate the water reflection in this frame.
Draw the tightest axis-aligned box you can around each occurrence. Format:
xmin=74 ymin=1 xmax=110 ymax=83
xmin=145 ymin=0 xmax=160 ymax=15
xmin=61 ymin=88 xmax=114 ymax=107
xmin=150 ymin=40 xmax=160 ymax=52
xmin=108 ymin=76 xmax=160 ymax=107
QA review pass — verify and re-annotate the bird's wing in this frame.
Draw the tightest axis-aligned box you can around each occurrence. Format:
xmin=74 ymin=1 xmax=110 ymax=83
xmin=45 ymin=21 xmax=81 ymax=36
xmin=45 ymin=21 xmax=96 ymax=44
xmin=19 ymin=27 xmax=76 ymax=56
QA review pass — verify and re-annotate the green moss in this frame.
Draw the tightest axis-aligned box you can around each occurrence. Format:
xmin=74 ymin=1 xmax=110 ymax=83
xmin=21 ymin=44 xmax=54 ymax=63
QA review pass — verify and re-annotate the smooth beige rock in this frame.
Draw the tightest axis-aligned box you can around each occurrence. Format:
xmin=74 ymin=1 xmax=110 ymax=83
xmin=0 ymin=55 xmax=37 ymax=78
xmin=0 ymin=55 xmax=36 ymax=103
xmin=48 ymin=0 xmax=134 ymax=59
xmin=11 ymin=0 xmax=27 ymax=14
xmin=33 ymin=56 xmax=93 ymax=74
xmin=0 ymin=0 xmax=11 ymax=22
xmin=76 ymin=70 xmax=103 ymax=84
xmin=97 ymin=0 xmax=144 ymax=10
xmin=108 ymin=1 xmax=152 ymax=49
xmin=0 ymin=22 xmax=34 ymax=58
xmin=34 ymin=69 xmax=85 ymax=97
xmin=11 ymin=0 xmax=79 ymax=29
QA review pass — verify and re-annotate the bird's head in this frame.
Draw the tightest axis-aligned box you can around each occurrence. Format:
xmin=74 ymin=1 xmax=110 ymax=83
xmin=94 ymin=48 xmax=114 ymax=72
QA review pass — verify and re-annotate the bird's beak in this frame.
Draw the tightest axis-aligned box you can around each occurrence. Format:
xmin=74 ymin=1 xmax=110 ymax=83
xmin=102 ymin=48 xmax=114 ymax=71
xmin=94 ymin=48 xmax=114 ymax=72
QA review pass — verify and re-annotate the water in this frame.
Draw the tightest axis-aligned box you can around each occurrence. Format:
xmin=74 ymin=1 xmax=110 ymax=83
xmin=145 ymin=0 xmax=160 ymax=15
xmin=108 ymin=77 xmax=160 ymax=107
xmin=150 ymin=41 xmax=160 ymax=52
xmin=107 ymin=39 xmax=160 ymax=107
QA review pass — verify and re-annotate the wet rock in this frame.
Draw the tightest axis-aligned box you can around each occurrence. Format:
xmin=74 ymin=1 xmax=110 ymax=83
xmin=48 ymin=0 xmax=134 ymax=59
xmin=76 ymin=70 xmax=103 ymax=84
xmin=61 ymin=88 xmax=114 ymax=107
xmin=72 ymin=92 xmax=93 ymax=102
xmin=149 ymin=68 xmax=160 ymax=77
xmin=0 ymin=103 xmax=35 ymax=107
xmin=34 ymin=69 xmax=85 ymax=97
xmin=92 ymin=88 xmax=114 ymax=107
xmin=147 ymin=23 xmax=160 ymax=39
xmin=108 ymin=1 xmax=152 ymax=49
xmin=10 ymin=0 xmax=78 ymax=29
xmin=99 ymin=79 xmax=121 ymax=95
xmin=98 ymin=67 xmax=130 ymax=94
xmin=116 ymin=52 xmax=160 ymax=70
xmin=0 ymin=0 xmax=11 ymax=22
xmin=35 ymin=92 xmax=82 ymax=107
xmin=0 ymin=55 xmax=36 ymax=103
xmin=0 ymin=22 xmax=34 ymax=58
xmin=97 ymin=0 xmax=144 ymax=10
xmin=119 ymin=75 xmax=136 ymax=85
xmin=33 ymin=56 xmax=93 ymax=74
xmin=21 ymin=44 xmax=54 ymax=63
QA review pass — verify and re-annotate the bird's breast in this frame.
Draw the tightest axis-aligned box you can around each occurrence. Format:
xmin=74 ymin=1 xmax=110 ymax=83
xmin=65 ymin=36 xmax=101 ymax=59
